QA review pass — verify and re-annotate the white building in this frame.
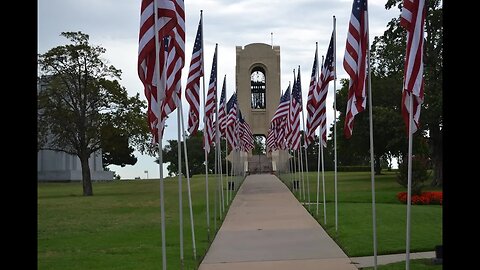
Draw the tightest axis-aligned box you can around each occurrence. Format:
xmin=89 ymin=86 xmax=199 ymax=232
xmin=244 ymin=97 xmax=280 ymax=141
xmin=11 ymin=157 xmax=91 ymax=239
xmin=37 ymin=149 xmax=114 ymax=181
xmin=37 ymin=77 xmax=114 ymax=182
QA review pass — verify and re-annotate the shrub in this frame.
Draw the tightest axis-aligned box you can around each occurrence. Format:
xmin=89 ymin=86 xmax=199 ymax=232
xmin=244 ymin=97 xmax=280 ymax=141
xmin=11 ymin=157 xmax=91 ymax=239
xmin=396 ymin=155 xmax=431 ymax=195
xmin=397 ymin=191 xmax=442 ymax=205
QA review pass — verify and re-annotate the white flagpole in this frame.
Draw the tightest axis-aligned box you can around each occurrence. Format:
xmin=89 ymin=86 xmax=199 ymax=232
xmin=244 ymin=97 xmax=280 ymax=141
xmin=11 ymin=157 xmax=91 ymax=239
xmin=318 ymin=54 xmax=326 ymax=223
xmin=333 ymin=15 xmax=339 ymax=234
xmin=320 ymin=59 xmax=327 ymax=224
xmin=288 ymin=149 xmax=293 ymax=189
xmin=293 ymin=69 xmax=305 ymax=201
xmin=299 ymin=66 xmax=312 ymax=212
xmin=200 ymin=10 xmax=210 ymax=243
xmin=153 ymin=2 xmax=166 ymax=268
xmin=316 ymin=128 xmax=321 ymax=217
xmin=299 ymin=148 xmax=305 ymax=201
xmin=291 ymin=149 xmax=296 ymax=193
xmin=320 ymin=127 xmax=327 ymax=225
xmin=213 ymin=45 xmax=222 ymax=222
xmin=176 ymin=97 xmax=184 ymax=269
xmin=226 ymin=138 xmax=230 ymax=203
xmin=217 ymin=117 xmax=224 ymax=217
xmin=157 ymin=139 xmax=166 ymax=270
xmin=292 ymin=148 xmax=297 ymax=194
xmin=213 ymin=44 xmax=219 ymax=230
xmin=178 ymin=101 xmax=197 ymax=260
xmin=218 ymin=77 xmax=225 ymax=215
xmin=365 ymin=7 xmax=378 ymax=270
xmin=406 ymin=93 xmax=414 ymax=270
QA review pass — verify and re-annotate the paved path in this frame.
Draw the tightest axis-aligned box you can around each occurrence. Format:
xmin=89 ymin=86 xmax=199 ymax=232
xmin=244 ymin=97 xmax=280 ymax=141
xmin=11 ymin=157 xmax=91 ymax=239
xmin=198 ymin=174 xmax=358 ymax=270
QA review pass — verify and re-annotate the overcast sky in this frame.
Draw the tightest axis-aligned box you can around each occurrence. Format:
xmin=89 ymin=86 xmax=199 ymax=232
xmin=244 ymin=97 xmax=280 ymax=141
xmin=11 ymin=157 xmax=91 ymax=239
xmin=38 ymin=0 xmax=400 ymax=179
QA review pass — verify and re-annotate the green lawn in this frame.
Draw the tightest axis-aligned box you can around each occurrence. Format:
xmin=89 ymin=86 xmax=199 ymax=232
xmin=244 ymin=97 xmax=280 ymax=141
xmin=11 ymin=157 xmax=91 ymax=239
xmin=279 ymin=171 xmax=442 ymax=257
xmin=38 ymin=175 xmax=241 ymax=270
xmin=39 ymin=171 xmax=442 ymax=269
xmin=361 ymin=259 xmax=442 ymax=270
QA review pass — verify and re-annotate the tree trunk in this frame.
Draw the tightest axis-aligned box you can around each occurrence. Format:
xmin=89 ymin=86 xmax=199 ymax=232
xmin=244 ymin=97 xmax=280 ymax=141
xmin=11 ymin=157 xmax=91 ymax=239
xmin=374 ymin=155 xmax=382 ymax=175
xmin=80 ymin=153 xmax=93 ymax=196
xmin=430 ymin=126 xmax=443 ymax=187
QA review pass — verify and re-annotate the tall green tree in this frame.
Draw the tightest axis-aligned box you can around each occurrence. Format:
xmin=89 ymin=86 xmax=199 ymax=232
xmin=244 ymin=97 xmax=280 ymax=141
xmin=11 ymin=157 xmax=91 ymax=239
xmin=376 ymin=0 xmax=443 ymax=185
xmin=160 ymin=131 xmax=220 ymax=177
xmin=38 ymin=31 xmax=150 ymax=196
xmin=252 ymin=136 xmax=266 ymax=155
xmin=333 ymin=75 xmax=426 ymax=175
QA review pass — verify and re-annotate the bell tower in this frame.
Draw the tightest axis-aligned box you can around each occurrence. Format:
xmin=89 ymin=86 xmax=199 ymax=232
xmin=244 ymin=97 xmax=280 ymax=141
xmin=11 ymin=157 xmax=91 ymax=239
xmin=234 ymin=43 xmax=289 ymax=173
xmin=236 ymin=43 xmax=281 ymax=138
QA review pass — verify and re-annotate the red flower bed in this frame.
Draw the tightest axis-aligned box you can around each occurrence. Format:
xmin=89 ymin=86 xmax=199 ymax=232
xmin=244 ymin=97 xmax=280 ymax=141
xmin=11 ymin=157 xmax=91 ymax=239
xmin=397 ymin=191 xmax=442 ymax=205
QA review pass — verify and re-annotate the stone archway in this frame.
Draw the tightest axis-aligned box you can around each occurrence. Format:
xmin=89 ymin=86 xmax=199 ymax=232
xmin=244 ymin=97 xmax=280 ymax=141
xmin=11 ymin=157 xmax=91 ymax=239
xmin=229 ymin=43 xmax=290 ymax=175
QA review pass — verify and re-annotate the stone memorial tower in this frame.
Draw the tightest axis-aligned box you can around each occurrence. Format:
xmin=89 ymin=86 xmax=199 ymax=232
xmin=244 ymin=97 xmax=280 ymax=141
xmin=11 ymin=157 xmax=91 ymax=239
xmin=230 ymin=43 xmax=289 ymax=174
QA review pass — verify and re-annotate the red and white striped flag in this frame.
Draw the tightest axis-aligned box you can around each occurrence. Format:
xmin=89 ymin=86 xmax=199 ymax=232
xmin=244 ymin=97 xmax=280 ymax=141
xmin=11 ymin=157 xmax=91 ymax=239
xmin=238 ymin=110 xmax=254 ymax=151
xmin=217 ymin=76 xmax=227 ymax=138
xmin=226 ymin=93 xmax=238 ymax=150
xmin=185 ymin=14 xmax=203 ymax=135
xmin=318 ymin=33 xmax=335 ymax=147
xmin=400 ymin=0 xmax=425 ymax=134
xmin=203 ymin=45 xmax=217 ymax=153
xmin=270 ymin=86 xmax=290 ymax=151
xmin=305 ymin=46 xmax=320 ymax=146
xmin=138 ymin=0 xmax=185 ymax=143
xmin=343 ymin=0 xmax=368 ymax=139
xmin=287 ymin=69 xmax=302 ymax=150
xmin=266 ymin=126 xmax=277 ymax=152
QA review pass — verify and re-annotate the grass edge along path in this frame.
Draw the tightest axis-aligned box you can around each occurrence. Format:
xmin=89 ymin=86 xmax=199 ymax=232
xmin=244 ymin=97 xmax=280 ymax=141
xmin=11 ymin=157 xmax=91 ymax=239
xmin=278 ymin=171 xmax=442 ymax=257
xmin=360 ymin=258 xmax=442 ymax=270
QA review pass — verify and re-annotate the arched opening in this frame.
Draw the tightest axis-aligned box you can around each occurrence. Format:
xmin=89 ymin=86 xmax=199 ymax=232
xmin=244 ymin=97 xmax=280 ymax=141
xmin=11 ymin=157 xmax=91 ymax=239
xmin=250 ymin=67 xmax=266 ymax=109
xmin=252 ymin=135 xmax=266 ymax=155
xmin=248 ymin=135 xmax=272 ymax=174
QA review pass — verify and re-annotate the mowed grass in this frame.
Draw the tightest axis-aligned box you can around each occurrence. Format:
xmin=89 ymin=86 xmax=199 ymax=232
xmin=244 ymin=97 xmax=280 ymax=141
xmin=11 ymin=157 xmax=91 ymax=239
xmin=361 ymin=259 xmax=442 ymax=270
xmin=39 ymin=171 xmax=442 ymax=269
xmin=279 ymin=171 xmax=442 ymax=257
xmin=38 ymin=174 xmax=240 ymax=270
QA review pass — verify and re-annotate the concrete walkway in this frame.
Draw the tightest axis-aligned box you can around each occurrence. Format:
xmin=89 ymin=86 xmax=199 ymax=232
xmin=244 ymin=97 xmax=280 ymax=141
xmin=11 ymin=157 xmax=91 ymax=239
xmin=198 ymin=174 xmax=358 ymax=270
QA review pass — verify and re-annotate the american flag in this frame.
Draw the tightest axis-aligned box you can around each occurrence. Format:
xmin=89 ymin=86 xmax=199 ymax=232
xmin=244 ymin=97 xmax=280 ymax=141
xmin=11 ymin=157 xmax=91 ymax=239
xmin=266 ymin=126 xmax=277 ymax=152
xmin=400 ymin=0 xmax=425 ymax=134
xmin=203 ymin=45 xmax=217 ymax=153
xmin=277 ymin=118 xmax=289 ymax=150
xmin=305 ymin=46 xmax=319 ymax=146
xmin=238 ymin=110 xmax=254 ymax=151
xmin=159 ymin=1 xmax=185 ymax=136
xmin=226 ymin=93 xmax=238 ymax=150
xmin=217 ymin=76 xmax=227 ymax=138
xmin=138 ymin=0 xmax=183 ymax=143
xmin=185 ymin=15 xmax=203 ymax=135
xmin=271 ymin=86 xmax=291 ymax=124
xmin=318 ymin=33 xmax=335 ymax=147
xmin=269 ymin=86 xmax=290 ymax=150
xmin=287 ymin=69 xmax=302 ymax=150
xmin=343 ymin=0 xmax=368 ymax=139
